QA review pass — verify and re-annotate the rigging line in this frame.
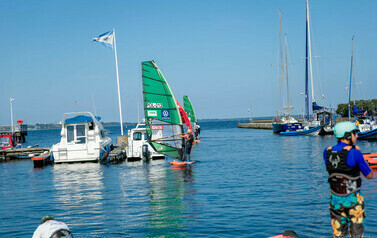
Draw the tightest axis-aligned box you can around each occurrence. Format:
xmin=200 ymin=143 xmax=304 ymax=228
xmin=284 ymin=33 xmax=291 ymax=115
xmin=285 ymin=32 xmax=299 ymax=115
xmin=311 ymin=33 xmax=325 ymax=102
xmin=307 ymin=11 xmax=325 ymax=103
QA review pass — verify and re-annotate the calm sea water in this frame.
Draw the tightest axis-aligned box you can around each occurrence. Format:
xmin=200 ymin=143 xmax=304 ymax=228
xmin=1 ymin=120 xmax=377 ymax=238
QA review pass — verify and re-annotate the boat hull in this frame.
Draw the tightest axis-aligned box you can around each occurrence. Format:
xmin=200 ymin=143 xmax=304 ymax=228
xmin=318 ymin=126 xmax=334 ymax=136
xmin=52 ymin=140 xmax=111 ymax=163
xmin=357 ymin=128 xmax=377 ymax=140
xmin=279 ymin=125 xmax=323 ymax=136
xmin=273 ymin=123 xmax=303 ymax=134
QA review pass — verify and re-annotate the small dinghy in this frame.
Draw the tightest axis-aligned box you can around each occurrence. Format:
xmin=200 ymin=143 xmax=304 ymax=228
xmin=364 ymin=153 xmax=377 ymax=169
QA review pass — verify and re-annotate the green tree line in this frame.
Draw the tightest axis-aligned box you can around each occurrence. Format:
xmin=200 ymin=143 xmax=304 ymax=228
xmin=336 ymin=99 xmax=377 ymax=117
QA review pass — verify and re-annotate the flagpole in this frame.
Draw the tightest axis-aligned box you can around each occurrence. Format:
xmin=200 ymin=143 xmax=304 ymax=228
xmin=10 ymin=97 xmax=14 ymax=134
xmin=113 ymin=28 xmax=124 ymax=136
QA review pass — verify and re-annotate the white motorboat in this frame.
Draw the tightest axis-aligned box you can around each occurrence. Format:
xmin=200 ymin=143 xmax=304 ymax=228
xmin=51 ymin=112 xmax=112 ymax=163
xmin=126 ymin=123 xmax=165 ymax=161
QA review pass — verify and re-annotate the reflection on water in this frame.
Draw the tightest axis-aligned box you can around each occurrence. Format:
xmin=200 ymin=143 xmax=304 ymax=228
xmin=145 ymin=163 xmax=197 ymax=237
xmin=116 ymin=160 xmax=197 ymax=237
xmin=53 ymin=163 xmax=105 ymax=234
xmin=4 ymin=123 xmax=377 ymax=237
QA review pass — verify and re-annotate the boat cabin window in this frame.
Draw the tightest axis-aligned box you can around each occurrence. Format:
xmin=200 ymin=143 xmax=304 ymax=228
xmin=144 ymin=133 xmax=148 ymax=140
xmin=66 ymin=125 xmax=86 ymax=144
xmin=67 ymin=126 xmax=74 ymax=143
xmin=76 ymin=125 xmax=86 ymax=144
xmin=133 ymin=132 xmax=142 ymax=140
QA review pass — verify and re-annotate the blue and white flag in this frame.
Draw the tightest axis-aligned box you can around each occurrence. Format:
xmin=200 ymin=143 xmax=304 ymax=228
xmin=92 ymin=30 xmax=114 ymax=48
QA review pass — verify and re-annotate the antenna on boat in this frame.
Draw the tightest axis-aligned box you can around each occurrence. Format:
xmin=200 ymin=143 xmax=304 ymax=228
xmin=91 ymin=92 xmax=98 ymax=117
xmin=137 ymin=94 xmax=140 ymax=124
xmin=74 ymin=100 xmax=78 ymax=112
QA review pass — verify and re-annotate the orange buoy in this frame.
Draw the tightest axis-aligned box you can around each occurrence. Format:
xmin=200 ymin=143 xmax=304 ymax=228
xmin=194 ymin=140 xmax=201 ymax=143
xmin=364 ymin=153 xmax=377 ymax=169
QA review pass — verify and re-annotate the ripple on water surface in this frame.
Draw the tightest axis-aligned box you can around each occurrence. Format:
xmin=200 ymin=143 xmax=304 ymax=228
xmin=1 ymin=121 xmax=377 ymax=237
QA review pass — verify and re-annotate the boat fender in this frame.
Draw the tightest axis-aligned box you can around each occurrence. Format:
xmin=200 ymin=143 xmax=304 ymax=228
xmin=355 ymin=120 xmax=359 ymax=126
xmin=105 ymin=145 xmax=111 ymax=152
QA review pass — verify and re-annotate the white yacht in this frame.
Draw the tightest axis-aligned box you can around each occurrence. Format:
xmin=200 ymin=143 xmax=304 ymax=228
xmin=126 ymin=123 xmax=165 ymax=161
xmin=51 ymin=112 xmax=112 ymax=163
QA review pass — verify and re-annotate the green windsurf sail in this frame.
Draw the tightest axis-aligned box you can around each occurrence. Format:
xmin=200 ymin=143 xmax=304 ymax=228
xmin=142 ymin=61 xmax=184 ymax=160
xmin=183 ymin=95 xmax=197 ymax=128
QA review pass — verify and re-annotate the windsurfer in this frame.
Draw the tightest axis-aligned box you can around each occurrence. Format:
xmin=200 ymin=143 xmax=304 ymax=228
xmin=324 ymin=121 xmax=373 ymax=238
xmin=195 ymin=125 xmax=201 ymax=140
xmin=179 ymin=128 xmax=194 ymax=161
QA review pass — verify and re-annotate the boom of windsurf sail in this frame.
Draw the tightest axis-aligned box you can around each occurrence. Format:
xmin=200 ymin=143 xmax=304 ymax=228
xmin=183 ymin=95 xmax=197 ymax=128
xmin=176 ymin=99 xmax=192 ymax=131
xmin=142 ymin=60 xmax=184 ymax=160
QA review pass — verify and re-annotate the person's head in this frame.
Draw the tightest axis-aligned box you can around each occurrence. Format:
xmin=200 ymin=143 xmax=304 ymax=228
xmin=187 ymin=128 xmax=192 ymax=134
xmin=41 ymin=215 xmax=54 ymax=224
xmin=334 ymin=121 xmax=359 ymax=144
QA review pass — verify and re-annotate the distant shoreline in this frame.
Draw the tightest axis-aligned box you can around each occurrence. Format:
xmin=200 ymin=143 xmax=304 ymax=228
xmin=4 ymin=116 xmax=326 ymax=131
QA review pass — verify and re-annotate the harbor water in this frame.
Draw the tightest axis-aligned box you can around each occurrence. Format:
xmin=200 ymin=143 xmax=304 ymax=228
xmin=1 ymin=120 xmax=377 ymax=237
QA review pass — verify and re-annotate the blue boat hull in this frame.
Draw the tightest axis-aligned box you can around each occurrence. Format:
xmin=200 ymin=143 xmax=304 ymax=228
xmin=357 ymin=128 xmax=377 ymax=140
xmin=279 ymin=125 xmax=323 ymax=136
xmin=273 ymin=123 xmax=303 ymax=134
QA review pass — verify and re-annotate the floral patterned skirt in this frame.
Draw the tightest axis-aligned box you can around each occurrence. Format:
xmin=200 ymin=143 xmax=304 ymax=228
xmin=329 ymin=192 xmax=365 ymax=238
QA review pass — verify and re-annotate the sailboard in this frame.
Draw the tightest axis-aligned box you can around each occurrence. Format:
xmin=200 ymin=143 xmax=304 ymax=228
xmin=142 ymin=61 xmax=184 ymax=160
xmin=170 ymin=160 xmax=195 ymax=166
xmin=183 ymin=95 xmax=197 ymax=128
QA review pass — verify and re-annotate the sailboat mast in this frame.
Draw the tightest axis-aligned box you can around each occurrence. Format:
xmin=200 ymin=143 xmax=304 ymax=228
xmin=307 ymin=0 xmax=315 ymax=105
xmin=279 ymin=9 xmax=285 ymax=114
xmin=284 ymin=33 xmax=291 ymax=115
xmin=305 ymin=0 xmax=309 ymax=119
xmin=348 ymin=36 xmax=354 ymax=121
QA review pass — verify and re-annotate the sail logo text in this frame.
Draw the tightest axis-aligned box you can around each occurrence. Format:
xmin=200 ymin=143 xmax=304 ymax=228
xmin=151 ymin=125 xmax=164 ymax=130
xmin=147 ymin=111 xmax=157 ymax=117
xmin=147 ymin=103 xmax=163 ymax=108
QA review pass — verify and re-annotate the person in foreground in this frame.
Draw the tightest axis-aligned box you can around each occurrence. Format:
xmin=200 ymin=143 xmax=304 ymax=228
xmin=33 ymin=215 xmax=72 ymax=238
xmin=179 ymin=128 xmax=194 ymax=161
xmin=324 ymin=121 xmax=373 ymax=238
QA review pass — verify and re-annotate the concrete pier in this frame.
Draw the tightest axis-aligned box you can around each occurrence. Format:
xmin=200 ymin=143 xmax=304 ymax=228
xmin=237 ymin=120 xmax=273 ymax=130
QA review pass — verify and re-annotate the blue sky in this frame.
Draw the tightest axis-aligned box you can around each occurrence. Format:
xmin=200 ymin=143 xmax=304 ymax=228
xmin=1 ymin=0 xmax=377 ymax=124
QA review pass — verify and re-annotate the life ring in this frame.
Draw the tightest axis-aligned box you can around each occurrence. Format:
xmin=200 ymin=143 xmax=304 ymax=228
xmin=355 ymin=120 xmax=359 ymax=127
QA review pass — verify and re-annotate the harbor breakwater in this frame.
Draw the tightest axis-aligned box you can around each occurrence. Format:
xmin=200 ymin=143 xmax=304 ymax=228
xmin=237 ymin=120 xmax=273 ymax=129
xmin=237 ymin=117 xmax=353 ymax=130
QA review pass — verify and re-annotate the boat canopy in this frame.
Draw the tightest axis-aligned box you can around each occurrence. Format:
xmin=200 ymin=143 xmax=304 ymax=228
xmin=353 ymin=105 xmax=367 ymax=116
xmin=64 ymin=115 xmax=101 ymax=124
xmin=312 ymin=102 xmax=324 ymax=111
